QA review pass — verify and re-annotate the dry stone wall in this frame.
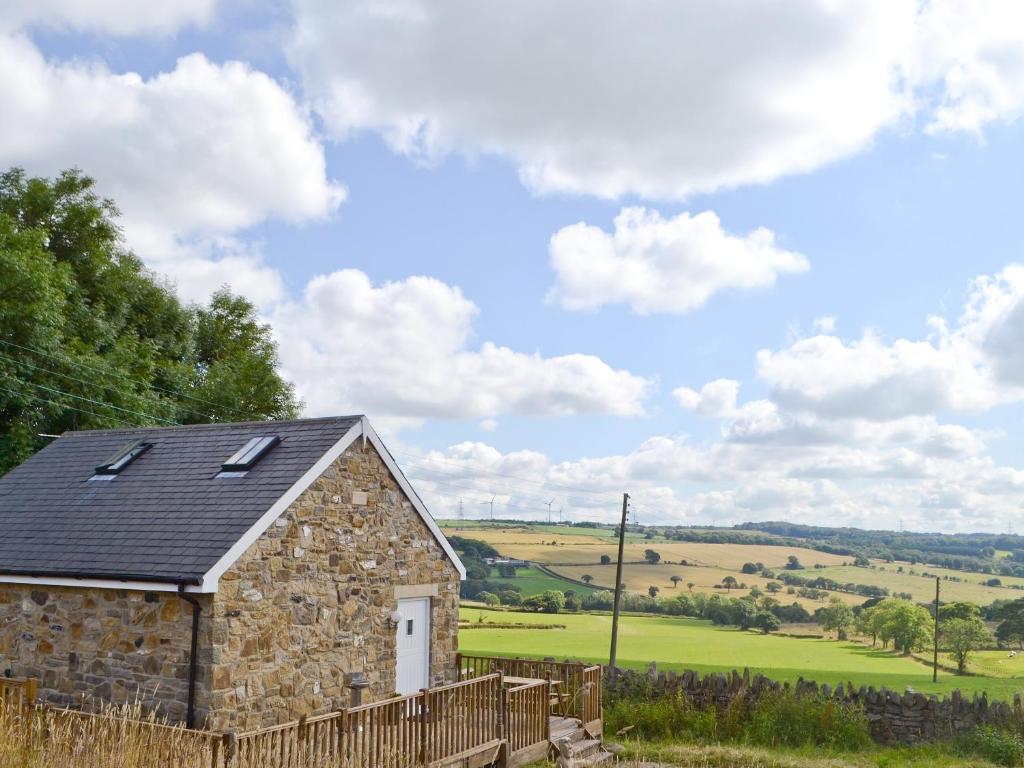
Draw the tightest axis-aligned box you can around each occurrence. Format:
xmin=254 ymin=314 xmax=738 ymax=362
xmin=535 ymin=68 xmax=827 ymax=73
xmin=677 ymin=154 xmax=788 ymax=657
xmin=207 ymin=440 xmax=461 ymax=731
xmin=0 ymin=585 xmax=213 ymax=723
xmin=605 ymin=664 xmax=1022 ymax=744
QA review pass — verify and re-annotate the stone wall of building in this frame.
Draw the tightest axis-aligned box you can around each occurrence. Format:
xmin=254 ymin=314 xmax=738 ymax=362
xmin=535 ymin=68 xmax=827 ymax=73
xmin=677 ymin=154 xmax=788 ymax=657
xmin=206 ymin=440 xmax=461 ymax=731
xmin=605 ymin=664 xmax=1023 ymax=745
xmin=0 ymin=585 xmax=213 ymax=723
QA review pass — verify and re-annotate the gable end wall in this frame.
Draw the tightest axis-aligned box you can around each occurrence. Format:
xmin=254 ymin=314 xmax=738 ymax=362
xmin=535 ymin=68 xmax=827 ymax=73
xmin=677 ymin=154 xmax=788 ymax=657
xmin=207 ymin=439 xmax=460 ymax=731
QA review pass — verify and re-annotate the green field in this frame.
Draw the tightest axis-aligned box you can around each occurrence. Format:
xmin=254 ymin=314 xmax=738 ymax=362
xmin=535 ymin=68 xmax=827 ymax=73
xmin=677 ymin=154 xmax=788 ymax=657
xmin=485 ymin=564 xmax=600 ymax=596
xmin=459 ymin=608 xmax=1024 ymax=700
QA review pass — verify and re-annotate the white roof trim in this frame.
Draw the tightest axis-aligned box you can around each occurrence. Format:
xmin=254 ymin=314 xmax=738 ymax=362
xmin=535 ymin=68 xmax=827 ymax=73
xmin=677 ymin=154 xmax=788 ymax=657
xmin=0 ymin=574 xmax=203 ymax=593
xmin=0 ymin=418 xmax=465 ymax=594
xmin=359 ymin=417 xmax=467 ymax=580
xmin=198 ymin=416 xmax=466 ymax=591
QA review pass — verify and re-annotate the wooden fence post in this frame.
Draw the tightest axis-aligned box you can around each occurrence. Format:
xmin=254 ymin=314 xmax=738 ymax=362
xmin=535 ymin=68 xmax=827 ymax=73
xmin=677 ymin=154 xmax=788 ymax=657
xmin=222 ymin=731 xmax=236 ymax=768
xmin=419 ymin=689 xmax=430 ymax=767
xmin=25 ymin=678 xmax=38 ymax=708
xmin=497 ymin=673 xmax=506 ymax=741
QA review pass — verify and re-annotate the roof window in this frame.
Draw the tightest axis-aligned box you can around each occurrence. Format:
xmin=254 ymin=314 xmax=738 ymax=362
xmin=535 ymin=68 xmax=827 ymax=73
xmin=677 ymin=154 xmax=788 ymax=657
xmin=95 ymin=439 xmax=152 ymax=476
xmin=221 ymin=435 xmax=280 ymax=473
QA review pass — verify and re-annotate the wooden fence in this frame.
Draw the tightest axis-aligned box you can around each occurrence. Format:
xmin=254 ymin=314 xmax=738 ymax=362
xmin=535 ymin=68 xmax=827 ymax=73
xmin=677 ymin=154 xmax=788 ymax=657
xmin=225 ymin=673 xmax=503 ymax=768
xmin=0 ymin=677 xmax=36 ymax=711
xmin=504 ymin=680 xmax=548 ymax=753
xmin=1 ymin=655 xmax=601 ymax=768
xmin=456 ymin=655 xmax=602 ymax=730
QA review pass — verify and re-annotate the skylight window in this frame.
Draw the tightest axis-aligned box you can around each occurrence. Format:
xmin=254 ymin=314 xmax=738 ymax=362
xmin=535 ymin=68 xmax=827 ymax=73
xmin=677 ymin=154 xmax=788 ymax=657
xmin=221 ymin=435 xmax=280 ymax=472
xmin=95 ymin=440 xmax=152 ymax=476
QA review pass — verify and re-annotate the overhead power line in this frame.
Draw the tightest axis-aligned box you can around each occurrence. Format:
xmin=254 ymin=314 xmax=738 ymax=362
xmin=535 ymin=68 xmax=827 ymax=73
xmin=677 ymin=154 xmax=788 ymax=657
xmin=7 ymin=376 xmax=178 ymax=426
xmin=0 ymin=350 xmax=217 ymax=423
xmin=0 ymin=338 xmax=250 ymax=420
xmin=0 ymin=384 xmax=146 ymax=430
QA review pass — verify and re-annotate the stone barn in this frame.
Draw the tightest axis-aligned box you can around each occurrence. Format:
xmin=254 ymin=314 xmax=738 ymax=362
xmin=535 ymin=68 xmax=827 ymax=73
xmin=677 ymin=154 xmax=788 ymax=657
xmin=0 ymin=416 xmax=465 ymax=731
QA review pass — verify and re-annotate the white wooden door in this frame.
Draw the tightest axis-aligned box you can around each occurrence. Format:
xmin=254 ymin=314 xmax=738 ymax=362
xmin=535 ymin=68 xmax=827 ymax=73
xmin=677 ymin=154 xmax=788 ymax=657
xmin=396 ymin=597 xmax=431 ymax=694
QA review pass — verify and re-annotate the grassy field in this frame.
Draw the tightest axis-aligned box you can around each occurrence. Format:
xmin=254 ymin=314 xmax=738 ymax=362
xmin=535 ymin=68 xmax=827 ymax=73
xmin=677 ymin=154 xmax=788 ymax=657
xmin=485 ymin=564 xmax=600 ymax=596
xmin=458 ymin=608 xmax=1024 ymax=700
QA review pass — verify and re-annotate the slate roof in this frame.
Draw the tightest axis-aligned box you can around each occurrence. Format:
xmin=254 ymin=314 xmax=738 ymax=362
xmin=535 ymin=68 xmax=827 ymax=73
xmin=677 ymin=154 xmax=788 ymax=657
xmin=0 ymin=416 xmax=361 ymax=584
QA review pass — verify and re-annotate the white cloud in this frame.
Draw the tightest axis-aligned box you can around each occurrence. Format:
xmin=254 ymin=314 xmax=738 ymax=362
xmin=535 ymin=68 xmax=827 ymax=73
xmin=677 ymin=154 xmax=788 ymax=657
xmin=674 ymin=379 xmax=740 ymax=419
xmin=270 ymin=269 xmax=652 ymax=423
xmin=0 ymin=35 xmax=343 ymax=303
xmin=813 ymin=316 xmax=836 ymax=333
xmin=0 ymin=0 xmax=215 ymax=36
xmin=909 ymin=0 xmax=1024 ymax=135
xmin=752 ymin=264 xmax=1024 ymax=423
xmin=288 ymin=0 xmax=915 ymax=200
xmin=548 ymin=208 xmax=808 ymax=314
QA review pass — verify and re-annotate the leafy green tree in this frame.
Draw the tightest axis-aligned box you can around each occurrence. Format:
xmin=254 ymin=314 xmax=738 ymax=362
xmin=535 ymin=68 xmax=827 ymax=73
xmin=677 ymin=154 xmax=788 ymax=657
xmin=785 ymin=555 xmax=804 ymax=570
xmin=477 ymin=591 xmax=499 ymax=607
xmin=499 ymin=590 xmax=521 ymax=606
xmin=0 ymin=168 xmax=299 ymax=474
xmin=942 ymin=616 xmax=992 ymax=674
xmin=523 ymin=590 xmax=565 ymax=613
xmin=819 ymin=597 xmax=855 ymax=640
xmin=721 ymin=576 xmax=738 ymax=592
xmin=766 ymin=582 xmax=782 ymax=594
xmin=600 ymin=554 xmax=612 ymax=565
xmin=644 ymin=549 xmax=661 ymax=564
xmin=995 ymin=599 xmax=1024 ymax=649
xmin=873 ymin=599 xmax=933 ymax=654
xmin=564 ymin=590 xmax=582 ymax=612
xmin=670 ymin=575 xmax=682 ymax=588
xmin=939 ymin=602 xmax=981 ymax=621
xmin=581 ymin=574 xmax=594 ymax=585
xmin=648 ymin=585 xmax=659 ymax=598
xmin=687 ymin=582 xmax=695 ymax=592
xmin=741 ymin=562 xmax=760 ymax=574
xmin=754 ymin=611 xmax=781 ymax=634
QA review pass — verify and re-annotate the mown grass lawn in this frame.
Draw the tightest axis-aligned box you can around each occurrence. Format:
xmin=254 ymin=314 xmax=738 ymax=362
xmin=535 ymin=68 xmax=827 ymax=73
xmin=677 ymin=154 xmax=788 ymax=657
xmin=458 ymin=608 xmax=1024 ymax=700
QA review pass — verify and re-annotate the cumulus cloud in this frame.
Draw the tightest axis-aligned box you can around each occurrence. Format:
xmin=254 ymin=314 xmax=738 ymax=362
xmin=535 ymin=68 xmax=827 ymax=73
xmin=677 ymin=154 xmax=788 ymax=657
xmin=548 ymin=208 xmax=808 ymax=314
xmin=287 ymin=1 xmax=1024 ymax=201
xmin=752 ymin=265 xmax=1024 ymax=423
xmin=0 ymin=35 xmax=343 ymax=303
xmin=270 ymin=269 xmax=652 ymax=424
xmin=0 ymin=0 xmax=215 ymax=36
xmin=674 ymin=379 xmax=741 ymax=418
xmin=288 ymin=0 xmax=914 ymax=200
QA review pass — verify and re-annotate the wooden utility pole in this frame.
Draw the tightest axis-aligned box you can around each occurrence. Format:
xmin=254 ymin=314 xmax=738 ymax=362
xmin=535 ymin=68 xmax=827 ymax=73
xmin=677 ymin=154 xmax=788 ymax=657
xmin=933 ymin=576 xmax=940 ymax=683
xmin=608 ymin=492 xmax=629 ymax=677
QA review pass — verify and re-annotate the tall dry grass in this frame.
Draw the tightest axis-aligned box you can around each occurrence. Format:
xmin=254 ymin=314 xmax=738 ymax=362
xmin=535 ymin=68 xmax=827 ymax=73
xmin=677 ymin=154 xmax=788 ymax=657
xmin=0 ymin=700 xmax=219 ymax=768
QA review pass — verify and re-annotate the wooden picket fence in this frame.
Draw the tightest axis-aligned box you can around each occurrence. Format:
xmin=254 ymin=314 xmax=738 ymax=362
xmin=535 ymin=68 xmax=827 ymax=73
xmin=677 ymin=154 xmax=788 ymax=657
xmin=456 ymin=655 xmax=603 ymax=732
xmin=1 ymin=655 xmax=602 ymax=768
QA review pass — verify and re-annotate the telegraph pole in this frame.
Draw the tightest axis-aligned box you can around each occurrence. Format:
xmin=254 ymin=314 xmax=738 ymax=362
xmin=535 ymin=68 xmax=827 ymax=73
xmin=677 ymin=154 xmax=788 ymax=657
xmin=608 ymin=493 xmax=629 ymax=677
xmin=933 ymin=576 xmax=940 ymax=683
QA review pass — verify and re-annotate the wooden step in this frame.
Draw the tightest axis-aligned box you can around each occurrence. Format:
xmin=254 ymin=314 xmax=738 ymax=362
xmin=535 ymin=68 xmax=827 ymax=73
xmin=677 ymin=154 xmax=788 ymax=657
xmin=568 ymin=739 xmax=602 ymax=759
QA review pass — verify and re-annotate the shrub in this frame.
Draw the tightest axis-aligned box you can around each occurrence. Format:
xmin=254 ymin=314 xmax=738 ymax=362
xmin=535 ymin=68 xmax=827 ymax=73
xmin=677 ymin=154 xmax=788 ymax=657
xmin=604 ymin=688 xmax=870 ymax=751
xmin=960 ymin=726 xmax=1024 ymax=766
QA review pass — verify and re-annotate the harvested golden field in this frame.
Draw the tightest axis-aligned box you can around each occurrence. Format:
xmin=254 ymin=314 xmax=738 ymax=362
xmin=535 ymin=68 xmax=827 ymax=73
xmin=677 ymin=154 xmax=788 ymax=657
xmin=550 ymin=563 xmax=862 ymax=610
xmin=812 ymin=563 xmax=1024 ymax=605
xmin=443 ymin=525 xmax=849 ymax=570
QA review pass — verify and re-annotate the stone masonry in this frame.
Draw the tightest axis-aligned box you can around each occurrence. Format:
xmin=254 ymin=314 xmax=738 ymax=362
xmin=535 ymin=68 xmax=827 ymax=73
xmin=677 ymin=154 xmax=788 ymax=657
xmin=605 ymin=664 xmax=1024 ymax=745
xmin=0 ymin=585 xmax=213 ymax=722
xmin=207 ymin=439 xmax=460 ymax=731
xmin=0 ymin=439 xmax=460 ymax=732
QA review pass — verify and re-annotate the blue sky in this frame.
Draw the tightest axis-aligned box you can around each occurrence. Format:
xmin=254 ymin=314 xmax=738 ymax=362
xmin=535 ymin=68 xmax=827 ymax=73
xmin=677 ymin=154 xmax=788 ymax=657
xmin=7 ymin=1 xmax=1024 ymax=531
